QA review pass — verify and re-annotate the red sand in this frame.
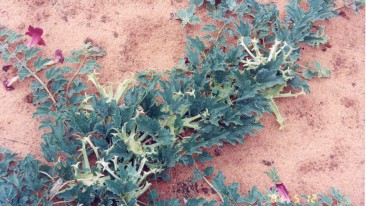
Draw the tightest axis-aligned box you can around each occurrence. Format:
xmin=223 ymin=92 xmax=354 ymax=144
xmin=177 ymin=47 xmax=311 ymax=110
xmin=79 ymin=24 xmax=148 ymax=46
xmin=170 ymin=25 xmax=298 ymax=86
xmin=0 ymin=0 xmax=364 ymax=204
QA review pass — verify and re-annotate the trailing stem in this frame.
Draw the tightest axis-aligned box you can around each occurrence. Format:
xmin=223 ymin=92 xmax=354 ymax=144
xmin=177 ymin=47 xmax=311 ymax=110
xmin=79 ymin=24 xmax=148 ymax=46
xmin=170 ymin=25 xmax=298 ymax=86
xmin=194 ymin=164 xmax=224 ymax=202
xmin=0 ymin=42 xmax=57 ymax=103
xmin=66 ymin=55 xmax=87 ymax=93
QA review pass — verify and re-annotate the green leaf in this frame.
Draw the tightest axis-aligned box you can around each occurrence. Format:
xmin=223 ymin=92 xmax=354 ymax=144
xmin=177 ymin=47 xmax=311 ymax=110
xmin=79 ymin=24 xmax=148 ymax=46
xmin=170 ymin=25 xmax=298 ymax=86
xmin=17 ymin=67 xmax=31 ymax=81
xmin=51 ymin=79 xmax=67 ymax=93
xmin=290 ymin=76 xmax=310 ymax=93
xmin=303 ymin=26 xmax=328 ymax=47
xmin=24 ymin=48 xmax=41 ymax=61
xmin=192 ymin=168 xmax=203 ymax=182
xmin=180 ymin=154 xmax=195 ymax=166
xmin=186 ymin=48 xmax=200 ymax=66
xmin=315 ymin=62 xmax=331 ymax=78
xmin=203 ymin=166 xmax=214 ymax=177
xmin=30 ymin=81 xmax=43 ymax=92
xmin=14 ymin=44 xmax=27 ymax=53
xmin=235 ymin=20 xmax=251 ymax=38
xmin=256 ymin=68 xmax=286 ymax=89
xmin=301 ymin=61 xmax=331 ymax=80
xmin=148 ymin=190 xmax=159 ymax=204
xmin=45 ymin=67 xmax=73 ymax=80
xmin=330 ymin=187 xmax=351 ymax=205
xmin=79 ymin=59 xmax=100 ymax=74
xmin=39 ymin=119 xmax=53 ymax=130
xmin=187 ymin=36 xmax=205 ymax=53
xmin=34 ymin=57 xmax=51 ymax=72
xmin=33 ymin=89 xmax=49 ymax=104
xmin=186 ymin=198 xmax=209 ymax=206
xmin=302 ymin=69 xmax=317 ymax=80
xmin=226 ymin=0 xmax=238 ymax=11
xmin=33 ymin=101 xmax=52 ymax=118
xmin=202 ymin=24 xmax=217 ymax=32
xmin=68 ymin=78 xmax=88 ymax=97
xmin=189 ymin=0 xmax=204 ymax=7
xmin=197 ymin=151 xmax=213 ymax=162
xmin=105 ymin=179 xmax=139 ymax=195
xmin=177 ymin=5 xmax=201 ymax=27
xmin=5 ymin=32 xmax=22 ymax=43
xmin=212 ymin=171 xmax=227 ymax=194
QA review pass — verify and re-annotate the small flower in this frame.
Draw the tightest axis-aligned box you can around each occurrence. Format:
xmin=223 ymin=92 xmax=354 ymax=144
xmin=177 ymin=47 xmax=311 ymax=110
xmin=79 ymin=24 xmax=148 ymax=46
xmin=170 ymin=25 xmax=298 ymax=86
xmin=2 ymin=65 xmax=12 ymax=72
xmin=54 ymin=49 xmax=64 ymax=63
xmin=3 ymin=75 xmax=19 ymax=91
xmin=45 ymin=49 xmax=65 ymax=66
xmin=266 ymin=167 xmax=291 ymax=203
xmin=271 ymin=183 xmax=291 ymax=203
xmin=25 ymin=25 xmax=46 ymax=48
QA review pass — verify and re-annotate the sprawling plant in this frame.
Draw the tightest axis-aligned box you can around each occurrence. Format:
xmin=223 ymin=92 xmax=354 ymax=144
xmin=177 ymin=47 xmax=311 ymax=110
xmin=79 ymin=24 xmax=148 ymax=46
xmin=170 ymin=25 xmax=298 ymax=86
xmin=0 ymin=0 xmax=362 ymax=205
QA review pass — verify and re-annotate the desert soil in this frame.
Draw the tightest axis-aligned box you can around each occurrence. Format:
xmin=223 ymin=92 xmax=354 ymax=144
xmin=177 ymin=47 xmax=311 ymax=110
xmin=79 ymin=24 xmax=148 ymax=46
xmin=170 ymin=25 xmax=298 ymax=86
xmin=0 ymin=0 xmax=364 ymax=205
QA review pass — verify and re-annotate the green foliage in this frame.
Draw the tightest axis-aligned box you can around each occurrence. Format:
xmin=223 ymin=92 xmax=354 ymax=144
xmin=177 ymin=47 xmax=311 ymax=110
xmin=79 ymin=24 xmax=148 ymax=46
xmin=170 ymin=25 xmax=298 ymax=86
xmin=265 ymin=167 xmax=281 ymax=184
xmin=189 ymin=0 xmax=204 ymax=7
xmin=342 ymin=0 xmax=365 ymax=12
xmin=0 ymin=148 xmax=53 ymax=206
xmin=0 ymin=0 xmax=361 ymax=204
xmin=149 ymin=168 xmax=351 ymax=206
xmin=302 ymin=61 xmax=331 ymax=80
xmin=177 ymin=5 xmax=201 ymax=27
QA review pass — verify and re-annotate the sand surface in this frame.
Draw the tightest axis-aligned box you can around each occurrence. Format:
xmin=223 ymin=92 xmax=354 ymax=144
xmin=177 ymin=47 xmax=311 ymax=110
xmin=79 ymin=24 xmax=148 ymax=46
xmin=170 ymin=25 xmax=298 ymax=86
xmin=0 ymin=0 xmax=364 ymax=205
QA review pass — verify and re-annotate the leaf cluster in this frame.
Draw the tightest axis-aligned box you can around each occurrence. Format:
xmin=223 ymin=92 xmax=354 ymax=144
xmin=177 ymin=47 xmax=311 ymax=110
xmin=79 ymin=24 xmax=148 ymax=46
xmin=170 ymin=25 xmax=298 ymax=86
xmin=149 ymin=167 xmax=351 ymax=206
xmin=0 ymin=0 xmax=361 ymax=205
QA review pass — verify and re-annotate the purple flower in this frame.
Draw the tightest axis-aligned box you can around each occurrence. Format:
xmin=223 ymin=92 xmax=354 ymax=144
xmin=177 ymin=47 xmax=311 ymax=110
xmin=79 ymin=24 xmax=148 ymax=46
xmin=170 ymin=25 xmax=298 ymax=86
xmin=54 ymin=49 xmax=64 ymax=63
xmin=2 ymin=65 xmax=11 ymax=72
xmin=45 ymin=49 xmax=65 ymax=66
xmin=25 ymin=25 xmax=46 ymax=48
xmin=3 ymin=75 xmax=19 ymax=91
xmin=272 ymin=183 xmax=291 ymax=203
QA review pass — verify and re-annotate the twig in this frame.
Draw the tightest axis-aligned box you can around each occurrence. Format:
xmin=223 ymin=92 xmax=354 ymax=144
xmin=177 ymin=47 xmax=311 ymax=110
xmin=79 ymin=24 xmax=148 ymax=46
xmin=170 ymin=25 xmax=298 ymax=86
xmin=0 ymin=136 xmax=41 ymax=148
xmin=0 ymin=42 xmax=57 ymax=104
xmin=137 ymin=200 xmax=148 ymax=206
xmin=215 ymin=24 xmax=227 ymax=42
xmin=66 ymin=55 xmax=87 ymax=94
xmin=39 ymin=171 xmax=55 ymax=181
xmin=53 ymin=199 xmax=76 ymax=205
xmin=194 ymin=163 xmax=224 ymax=202
xmin=297 ymin=64 xmax=310 ymax=70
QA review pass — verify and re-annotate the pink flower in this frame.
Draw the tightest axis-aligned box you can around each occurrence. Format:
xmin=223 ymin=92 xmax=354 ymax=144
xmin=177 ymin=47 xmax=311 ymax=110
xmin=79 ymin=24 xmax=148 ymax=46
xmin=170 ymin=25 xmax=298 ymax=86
xmin=2 ymin=65 xmax=12 ymax=72
xmin=272 ymin=183 xmax=291 ymax=203
xmin=54 ymin=49 xmax=64 ymax=63
xmin=25 ymin=25 xmax=46 ymax=49
xmin=45 ymin=49 xmax=65 ymax=66
xmin=3 ymin=75 xmax=19 ymax=91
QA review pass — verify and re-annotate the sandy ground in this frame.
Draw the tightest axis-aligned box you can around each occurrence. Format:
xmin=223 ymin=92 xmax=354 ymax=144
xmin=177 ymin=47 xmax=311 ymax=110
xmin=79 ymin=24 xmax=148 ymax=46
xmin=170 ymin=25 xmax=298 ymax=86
xmin=0 ymin=0 xmax=364 ymax=205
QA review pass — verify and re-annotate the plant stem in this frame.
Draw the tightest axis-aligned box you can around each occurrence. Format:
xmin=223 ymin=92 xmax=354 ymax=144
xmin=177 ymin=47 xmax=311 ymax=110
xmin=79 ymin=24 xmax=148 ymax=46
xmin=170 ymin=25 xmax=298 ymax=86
xmin=137 ymin=158 xmax=147 ymax=177
xmin=138 ymin=132 xmax=149 ymax=142
xmin=31 ymin=72 xmax=57 ymax=103
xmin=297 ymin=64 xmax=310 ymax=70
xmin=39 ymin=171 xmax=54 ymax=181
xmin=239 ymin=37 xmax=257 ymax=61
xmin=182 ymin=114 xmax=201 ymax=129
xmin=0 ymin=136 xmax=41 ymax=148
xmin=0 ymin=42 xmax=57 ymax=104
xmin=137 ymin=200 xmax=148 ymax=206
xmin=84 ymin=135 xmax=100 ymax=159
xmin=79 ymin=138 xmax=91 ymax=172
xmin=274 ymin=90 xmax=305 ymax=98
xmin=66 ymin=56 xmax=87 ymax=94
xmin=135 ymin=182 xmax=152 ymax=199
xmin=268 ymin=99 xmax=285 ymax=130
xmin=194 ymin=164 xmax=224 ymax=202
xmin=215 ymin=24 xmax=227 ymax=42
xmin=53 ymin=199 xmax=76 ymax=205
